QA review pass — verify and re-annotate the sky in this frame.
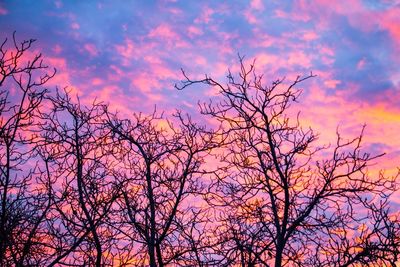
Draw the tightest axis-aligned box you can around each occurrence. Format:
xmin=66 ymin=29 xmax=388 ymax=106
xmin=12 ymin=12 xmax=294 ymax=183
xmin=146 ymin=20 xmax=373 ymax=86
xmin=1 ymin=0 xmax=400 ymax=201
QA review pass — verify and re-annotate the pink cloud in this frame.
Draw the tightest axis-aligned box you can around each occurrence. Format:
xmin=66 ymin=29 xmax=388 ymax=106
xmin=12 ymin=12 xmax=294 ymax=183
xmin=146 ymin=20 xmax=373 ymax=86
xmin=378 ymin=7 xmax=400 ymax=48
xmin=130 ymin=72 xmax=163 ymax=101
xmin=286 ymin=0 xmax=367 ymax=32
xmin=84 ymin=43 xmax=99 ymax=57
xmin=40 ymin=56 xmax=70 ymax=87
xmin=250 ymin=0 xmax=264 ymax=11
xmin=298 ymin=85 xmax=360 ymax=147
xmin=324 ymin=79 xmax=341 ymax=89
xmin=254 ymin=53 xmax=279 ymax=66
xmin=296 ymin=82 xmax=400 ymax=191
xmin=391 ymin=72 xmax=400 ymax=87
xmin=54 ymin=1 xmax=62 ymax=9
xmin=274 ymin=9 xmax=311 ymax=22
xmin=165 ymin=7 xmax=182 ymax=16
xmin=244 ymin=0 xmax=267 ymax=24
xmin=115 ymin=39 xmax=136 ymax=66
xmin=142 ymin=54 xmax=176 ymax=80
xmin=194 ymin=7 xmax=214 ymax=24
xmin=187 ymin=26 xmax=203 ymax=37
xmin=244 ymin=9 xmax=258 ymax=24
xmin=148 ymin=24 xmax=178 ymax=40
xmin=143 ymin=55 xmax=163 ymax=65
xmin=193 ymin=55 xmax=207 ymax=66
xmin=71 ymin=22 xmax=80 ymax=30
xmin=311 ymin=0 xmax=363 ymax=14
xmin=317 ymin=45 xmax=335 ymax=65
xmin=249 ymin=31 xmax=287 ymax=49
xmin=246 ymin=51 xmax=313 ymax=76
xmin=41 ymin=55 xmax=82 ymax=97
xmin=357 ymin=58 xmax=366 ymax=70
xmin=87 ymin=85 xmax=138 ymax=116
xmin=0 ymin=5 xmax=8 ymax=15
xmin=108 ymin=65 xmax=124 ymax=82
xmin=287 ymin=51 xmax=312 ymax=68
xmin=91 ymin=78 xmax=103 ymax=86
xmin=302 ymin=31 xmax=319 ymax=41
xmin=319 ymin=45 xmax=335 ymax=56
xmin=292 ymin=0 xmax=400 ymax=46
xmin=52 ymin=44 xmax=63 ymax=54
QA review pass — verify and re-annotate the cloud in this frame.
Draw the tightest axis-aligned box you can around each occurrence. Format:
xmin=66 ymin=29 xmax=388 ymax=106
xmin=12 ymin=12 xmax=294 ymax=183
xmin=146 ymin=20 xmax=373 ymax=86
xmin=194 ymin=7 xmax=214 ymax=24
xmin=83 ymin=43 xmax=98 ymax=57
xmin=0 ymin=5 xmax=8 ymax=15
xmin=148 ymin=24 xmax=178 ymax=40
xmin=250 ymin=0 xmax=264 ymax=11
xmin=2 ymin=1 xmax=399 ymax=203
xmin=71 ymin=22 xmax=80 ymax=30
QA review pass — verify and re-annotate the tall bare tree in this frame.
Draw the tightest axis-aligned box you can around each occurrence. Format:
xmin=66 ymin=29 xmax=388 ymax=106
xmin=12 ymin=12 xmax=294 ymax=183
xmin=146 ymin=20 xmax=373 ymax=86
xmin=38 ymin=90 xmax=120 ymax=266
xmin=0 ymin=33 xmax=55 ymax=266
xmin=106 ymin=109 xmax=218 ymax=266
xmin=176 ymin=57 xmax=400 ymax=267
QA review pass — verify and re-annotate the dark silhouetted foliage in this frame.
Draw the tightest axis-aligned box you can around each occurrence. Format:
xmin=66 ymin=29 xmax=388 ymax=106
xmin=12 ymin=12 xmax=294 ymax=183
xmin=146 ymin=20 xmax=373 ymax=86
xmin=0 ymin=34 xmax=399 ymax=267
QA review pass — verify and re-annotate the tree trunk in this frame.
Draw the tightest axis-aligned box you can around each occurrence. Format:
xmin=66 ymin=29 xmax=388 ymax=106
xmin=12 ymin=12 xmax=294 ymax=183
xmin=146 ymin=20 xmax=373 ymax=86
xmin=274 ymin=246 xmax=283 ymax=267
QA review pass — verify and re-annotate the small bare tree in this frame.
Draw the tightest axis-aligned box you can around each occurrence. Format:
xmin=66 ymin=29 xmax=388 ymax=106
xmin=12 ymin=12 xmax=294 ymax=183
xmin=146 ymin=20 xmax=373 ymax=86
xmin=176 ymin=57 xmax=400 ymax=267
xmin=0 ymin=33 xmax=55 ymax=266
xmin=106 ymin=109 xmax=218 ymax=266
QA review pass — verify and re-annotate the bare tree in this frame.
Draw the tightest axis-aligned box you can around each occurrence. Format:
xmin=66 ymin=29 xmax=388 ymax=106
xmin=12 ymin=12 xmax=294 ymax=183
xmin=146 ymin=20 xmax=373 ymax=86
xmin=38 ymin=90 xmax=120 ymax=266
xmin=306 ymin=197 xmax=400 ymax=267
xmin=0 ymin=33 xmax=55 ymax=266
xmin=176 ymin=57 xmax=400 ymax=267
xmin=106 ymin=109 xmax=218 ymax=266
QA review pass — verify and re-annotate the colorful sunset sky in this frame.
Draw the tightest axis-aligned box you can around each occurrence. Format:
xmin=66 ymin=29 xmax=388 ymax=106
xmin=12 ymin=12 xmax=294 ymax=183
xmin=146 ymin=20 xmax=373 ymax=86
xmin=1 ymin=1 xmax=400 ymax=201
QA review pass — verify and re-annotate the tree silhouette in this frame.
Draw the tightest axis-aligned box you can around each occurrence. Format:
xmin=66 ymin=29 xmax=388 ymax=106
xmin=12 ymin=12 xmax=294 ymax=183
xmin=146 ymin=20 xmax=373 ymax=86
xmin=38 ymin=90 xmax=120 ymax=266
xmin=176 ymin=57 xmax=400 ymax=267
xmin=1 ymin=33 xmax=399 ymax=267
xmin=0 ymin=33 xmax=55 ymax=266
xmin=106 ymin=109 xmax=219 ymax=266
